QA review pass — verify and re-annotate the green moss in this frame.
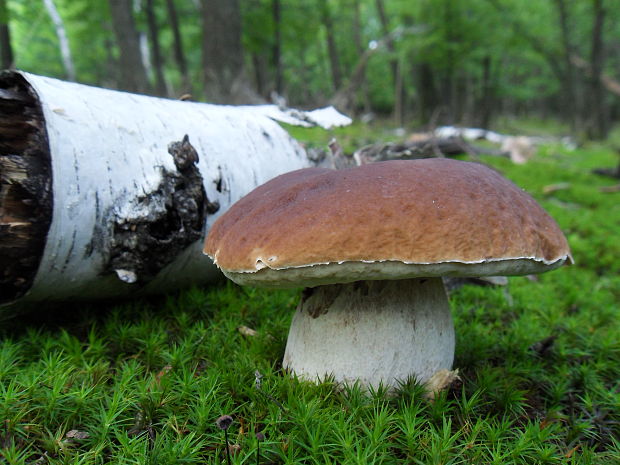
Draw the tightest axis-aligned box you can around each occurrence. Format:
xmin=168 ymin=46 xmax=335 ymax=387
xmin=1 ymin=125 xmax=619 ymax=464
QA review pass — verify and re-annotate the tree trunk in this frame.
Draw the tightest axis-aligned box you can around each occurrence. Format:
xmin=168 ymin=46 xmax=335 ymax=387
xmin=0 ymin=0 xmax=13 ymax=69
xmin=441 ymin=0 xmax=458 ymax=124
xmin=394 ymin=60 xmax=404 ymax=125
xmin=165 ymin=0 xmax=191 ymax=95
xmin=375 ymin=0 xmax=403 ymax=124
xmin=252 ymin=52 xmax=268 ymax=97
xmin=0 ymin=71 xmax=328 ymax=314
xmin=553 ymin=0 xmax=580 ymax=134
xmin=319 ymin=0 xmax=342 ymax=91
xmin=42 ymin=0 xmax=76 ymax=81
xmin=587 ymin=0 xmax=607 ymax=140
xmin=201 ymin=0 xmax=257 ymax=103
xmin=479 ymin=55 xmax=494 ymax=129
xmin=418 ymin=62 xmax=438 ymax=124
xmin=145 ymin=0 xmax=167 ymax=96
xmin=352 ymin=0 xmax=370 ymax=113
xmin=272 ymin=0 xmax=283 ymax=95
xmin=108 ymin=0 xmax=150 ymax=94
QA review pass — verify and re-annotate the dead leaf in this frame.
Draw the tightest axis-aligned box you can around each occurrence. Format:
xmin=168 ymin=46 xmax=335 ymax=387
xmin=424 ymin=369 xmax=461 ymax=401
xmin=238 ymin=326 xmax=258 ymax=337
xmin=33 ymin=452 xmax=49 ymax=464
xmin=280 ymin=437 xmax=290 ymax=452
xmin=565 ymin=444 xmax=580 ymax=458
xmin=407 ymin=132 xmax=433 ymax=142
xmin=600 ymin=184 xmax=620 ymax=193
xmin=156 ymin=364 xmax=173 ymax=384
xmin=66 ymin=430 xmax=90 ymax=440
xmin=501 ymin=136 xmax=535 ymax=164
xmin=128 ymin=411 xmax=146 ymax=436
xmin=228 ymin=444 xmax=241 ymax=455
xmin=542 ymin=182 xmax=571 ymax=194
xmin=529 ymin=335 xmax=557 ymax=358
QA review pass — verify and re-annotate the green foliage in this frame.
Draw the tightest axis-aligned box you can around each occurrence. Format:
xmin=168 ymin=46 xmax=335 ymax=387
xmin=7 ymin=0 xmax=619 ymax=129
xmin=1 ymin=124 xmax=619 ymax=463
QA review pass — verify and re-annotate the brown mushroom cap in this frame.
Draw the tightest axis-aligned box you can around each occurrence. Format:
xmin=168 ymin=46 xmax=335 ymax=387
xmin=204 ymin=159 xmax=572 ymax=288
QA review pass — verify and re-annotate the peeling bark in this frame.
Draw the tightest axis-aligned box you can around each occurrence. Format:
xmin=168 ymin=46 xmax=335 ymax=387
xmin=109 ymin=135 xmax=209 ymax=284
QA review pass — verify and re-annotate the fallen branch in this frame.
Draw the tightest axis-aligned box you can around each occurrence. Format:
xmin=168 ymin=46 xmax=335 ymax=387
xmin=0 ymin=72 xmax=345 ymax=313
xmin=352 ymin=136 xmax=505 ymax=165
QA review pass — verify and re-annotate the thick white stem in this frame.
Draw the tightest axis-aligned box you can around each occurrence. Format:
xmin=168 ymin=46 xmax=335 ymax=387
xmin=283 ymin=278 xmax=455 ymax=389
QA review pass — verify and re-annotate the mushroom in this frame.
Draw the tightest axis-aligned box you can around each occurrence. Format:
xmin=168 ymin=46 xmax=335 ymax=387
xmin=204 ymin=159 xmax=572 ymax=389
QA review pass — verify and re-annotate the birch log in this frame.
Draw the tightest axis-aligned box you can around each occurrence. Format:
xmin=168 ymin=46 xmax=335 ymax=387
xmin=0 ymin=71 xmax=336 ymax=312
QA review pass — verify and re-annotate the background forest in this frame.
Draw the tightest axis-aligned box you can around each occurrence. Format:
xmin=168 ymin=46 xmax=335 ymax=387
xmin=2 ymin=0 xmax=619 ymax=140
xmin=1 ymin=2 xmax=620 ymax=464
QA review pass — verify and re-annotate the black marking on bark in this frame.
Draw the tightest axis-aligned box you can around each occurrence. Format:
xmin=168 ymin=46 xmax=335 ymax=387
xmin=0 ymin=71 xmax=53 ymax=304
xmin=215 ymin=172 xmax=223 ymax=193
xmin=61 ymin=230 xmax=77 ymax=273
xmin=73 ymin=152 xmax=80 ymax=194
xmin=94 ymin=192 xmax=100 ymax=222
xmin=106 ymin=135 xmax=210 ymax=284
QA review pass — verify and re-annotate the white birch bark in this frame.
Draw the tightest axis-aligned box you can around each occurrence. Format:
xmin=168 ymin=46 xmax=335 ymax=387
xmin=42 ymin=0 xmax=76 ymax=81
xmin=2 ymin=72 xmax=346 ymax=310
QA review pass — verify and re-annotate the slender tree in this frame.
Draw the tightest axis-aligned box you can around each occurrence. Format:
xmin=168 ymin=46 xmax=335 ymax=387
xmin=146 ymin=0 xmax=167 ymax=96
xmin=272 ymin=0 xmax=283 ymax=95
xmin=201 ymin=0 xmax=256 ymax=103
xmin=478 ymin=55 xmax=494 ymax=129
xmin=441 ymin=0 xmax=458 ymax=122
xmin=375 ymin=0 xmax=404 ymax=124
xmin=318 ymin=0 xmax=342 ymax=91
xmin=165 ymin=0 xmax=191 ymax=94
xmin=108 ymin=0 xmax=150 ymax=93
xmin=553 ymin=0 xmax=580 ymax=134
xmin=0 ymin=0 xmax=12 ymax=69
xmin=42 ymin=0 xmax=76 ymax=81
xmin=588 ymin=0 xmax=607 ymax=139
xmin=353 ymin=0 xmax=370 ymax=112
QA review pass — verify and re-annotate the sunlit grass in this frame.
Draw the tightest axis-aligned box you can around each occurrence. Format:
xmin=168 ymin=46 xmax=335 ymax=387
xmin=1 ymin=127 xmax=619 ymax=464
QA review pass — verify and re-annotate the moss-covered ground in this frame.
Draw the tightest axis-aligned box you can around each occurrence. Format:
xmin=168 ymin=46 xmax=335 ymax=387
xmin=1 ymin=123 xmax=619 ymax=464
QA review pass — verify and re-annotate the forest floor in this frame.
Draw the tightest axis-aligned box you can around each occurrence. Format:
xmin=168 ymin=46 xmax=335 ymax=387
xmin=1 ymin=122 xmax=619 ymax=464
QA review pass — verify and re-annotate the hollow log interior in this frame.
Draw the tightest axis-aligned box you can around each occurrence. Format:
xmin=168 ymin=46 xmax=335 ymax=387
xmin=0 ymin=72 xmax=51 ymax=304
